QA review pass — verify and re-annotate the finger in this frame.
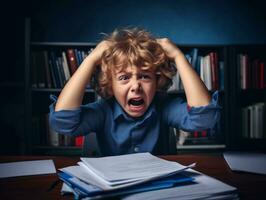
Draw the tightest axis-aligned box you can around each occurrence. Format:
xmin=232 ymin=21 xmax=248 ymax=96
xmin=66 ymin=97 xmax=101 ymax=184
xmin=156 ymin=39 xmax=163 ymax=46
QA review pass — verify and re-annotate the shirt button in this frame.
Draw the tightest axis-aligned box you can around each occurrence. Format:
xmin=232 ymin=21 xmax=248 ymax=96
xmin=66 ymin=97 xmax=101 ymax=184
xmin=134 ymin=146 xmax=139 ymax=152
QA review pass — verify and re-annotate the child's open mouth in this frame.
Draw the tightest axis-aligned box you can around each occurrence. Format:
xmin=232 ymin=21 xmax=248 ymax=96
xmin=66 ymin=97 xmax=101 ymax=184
xmin=128 ymin=98 xmax=144 ymax=106
xmin=127 ymin=98 xmax=145 ymax=113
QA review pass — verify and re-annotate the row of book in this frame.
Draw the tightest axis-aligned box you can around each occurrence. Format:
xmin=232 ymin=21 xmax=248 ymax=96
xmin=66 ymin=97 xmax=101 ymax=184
xmin=238 ymin=54 xmax=266 ymax=89
xmin=32 ymin=114 xmax=84 ymax=147
xmin=168 ymin=48 xmax=224 ymax=92
xmin=174 ymin=129 xmax=218 ymax=146
xmin=31 ymin=47 xmax=224 ymax=91
xmin=31 ymin=48 xmax=94 ymax=89
xmin=241 ymin=102 xmax=266 ymax=139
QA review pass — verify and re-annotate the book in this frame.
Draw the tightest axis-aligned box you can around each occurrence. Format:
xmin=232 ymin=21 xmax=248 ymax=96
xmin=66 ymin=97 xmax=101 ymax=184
xmin=75 ymin=136 xmax=84 ymax=147
xmin=241 ymin=102 xmax=266 ymax=139
xmin=49 ymin=51 xmax=61 ymax=88
xmin=42 ymin=51 xmax=52 ymax=88
xmin=66 ymin=49 xmax=79 ymax=75
xmin=203 ymin=54 xmax=212 ymax=90
xmin=55 ymin=57 xmax=65 ymax=87
xmin=190 ymin=48 xmax=199 ymax=70
xmin=210 ymin=52 xmax=219 ymax=90
xmin=238 ymin=53 xmax=266 ymax=90
xmin=61 ymin=51 xmax=71 ymax=82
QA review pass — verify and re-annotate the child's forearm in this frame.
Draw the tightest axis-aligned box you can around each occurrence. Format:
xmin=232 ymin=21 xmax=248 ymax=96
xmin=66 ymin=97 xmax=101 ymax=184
xmin=157 ymin=38 xmax=211 ymax=107
xmin=55 ymin=54 xmax=97 ymax=111
xmin=55 ymin=41 xmax=110 ymax=111
xmin=174 ymin=50 xmax=211 ymax=107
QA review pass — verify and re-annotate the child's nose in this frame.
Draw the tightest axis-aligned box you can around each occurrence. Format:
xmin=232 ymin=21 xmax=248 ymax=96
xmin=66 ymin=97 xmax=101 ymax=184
xmin=131 ymin=79 xmax=141 ymax=92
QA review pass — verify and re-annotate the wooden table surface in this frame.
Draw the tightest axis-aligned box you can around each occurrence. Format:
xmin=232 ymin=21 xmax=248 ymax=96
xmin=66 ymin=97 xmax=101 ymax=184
xmin=0 ymin=154 xmax=265 ymax=200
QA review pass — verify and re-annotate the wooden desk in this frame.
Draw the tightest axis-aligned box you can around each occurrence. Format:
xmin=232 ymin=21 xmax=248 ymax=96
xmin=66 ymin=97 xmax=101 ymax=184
xmin=0 ymin=154 xmax=265 ymax=200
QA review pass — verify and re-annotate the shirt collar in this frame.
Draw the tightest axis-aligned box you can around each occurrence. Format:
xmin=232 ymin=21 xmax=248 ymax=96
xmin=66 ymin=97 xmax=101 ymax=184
xmin=113 ymin=99 xmax=156 ymax=122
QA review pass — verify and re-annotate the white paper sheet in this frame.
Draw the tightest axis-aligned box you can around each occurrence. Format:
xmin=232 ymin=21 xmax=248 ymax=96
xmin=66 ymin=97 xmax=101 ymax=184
xmin=80 ymin=152 xmax=194 ymax=181
xmin=223 ymin=151 xmax=266 ymax=175
xmin=0 ymin=159 xmax=56 ymax=178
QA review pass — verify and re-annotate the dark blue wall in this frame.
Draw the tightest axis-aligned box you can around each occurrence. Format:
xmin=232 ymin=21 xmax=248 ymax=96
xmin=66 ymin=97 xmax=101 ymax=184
xmin=30 ymin=0 xmax=266 ymax=44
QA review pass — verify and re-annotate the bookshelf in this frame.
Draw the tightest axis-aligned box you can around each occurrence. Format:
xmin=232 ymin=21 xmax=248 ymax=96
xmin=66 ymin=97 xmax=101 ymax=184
xmin=24 ymin=19 xmax=97 ymax=155
xmin=28 ymin=42 xmax=97 ymax=156
xmin=24 ymin=19 xmax=266 ymax=156
xmin=27 ymin=43 xmax=97 ymax=155
xmin=172 ymin=45 xmax=229 ymax=152
xmin=229 ymin=45 xmax=266 ymax=151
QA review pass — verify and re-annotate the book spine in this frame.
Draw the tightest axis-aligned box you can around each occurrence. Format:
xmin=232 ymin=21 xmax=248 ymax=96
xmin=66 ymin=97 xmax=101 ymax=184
xmin=55 ymin=58 xmax=64 ymax=88
xmin=204 ymin=55 xmax=212 ymax=90
xmin=43 ymin=51 xmax=52 ymax=88
xmin=75 ymin=136 xmax=85 ymax=147
xmin=49 ymin=51 xmax=61 ymax=88
xmin=66 ymin=49 xmax=78 ymax=75
xmin=62 ymin=51 xmax=71 ymax=81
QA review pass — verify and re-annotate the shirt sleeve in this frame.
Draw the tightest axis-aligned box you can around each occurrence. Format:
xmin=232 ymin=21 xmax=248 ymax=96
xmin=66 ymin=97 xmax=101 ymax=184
xmin=164 ymin=91 xmax=221 ymax=132
xmin=49 ymin=95 xmax=105 ymax=136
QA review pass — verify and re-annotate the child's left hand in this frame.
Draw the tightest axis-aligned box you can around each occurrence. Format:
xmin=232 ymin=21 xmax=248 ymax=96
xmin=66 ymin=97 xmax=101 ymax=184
xmin=156 ymin=38 xmax=182 ymax=61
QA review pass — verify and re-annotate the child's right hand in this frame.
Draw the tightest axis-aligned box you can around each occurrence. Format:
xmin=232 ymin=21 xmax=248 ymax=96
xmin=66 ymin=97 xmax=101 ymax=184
xmin=156 ymin=38 xmax=182 ymax=62
xmin=55 ymin=40 xmax=112 ymax=111
xmin=89 ymin=40 xmax=111 ymax=65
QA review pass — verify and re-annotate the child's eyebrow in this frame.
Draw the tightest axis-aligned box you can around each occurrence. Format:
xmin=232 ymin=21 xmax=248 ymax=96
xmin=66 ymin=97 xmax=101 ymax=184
xmin=113 ymin=67 xmax=154 ymax=75
xmin=114 ymin=70 xmax=129 ymax=75
xmin=116 ymin=70 xmax=153 ymax=75
xmin=138 ymin=70 xmax=155 ymax=75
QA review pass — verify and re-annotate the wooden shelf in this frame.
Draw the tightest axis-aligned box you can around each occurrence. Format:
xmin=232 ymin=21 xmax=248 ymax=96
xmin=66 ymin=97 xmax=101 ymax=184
xmin=176 ymin=144 xmax=226 ymax=150
xmin=33 ymin=145 xmax=83 ymax=156
xmin=31 ymin=88 xmax=95 ymax=93
xmin=31 ymin=42 xmax=97 ymax=46
xmin=168 ymin=90 xmax=223 ymax=94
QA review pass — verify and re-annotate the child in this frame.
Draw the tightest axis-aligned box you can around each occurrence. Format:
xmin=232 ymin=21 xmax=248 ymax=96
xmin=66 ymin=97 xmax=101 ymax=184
xmin=49 ymin=27 xmax=221 ymax=156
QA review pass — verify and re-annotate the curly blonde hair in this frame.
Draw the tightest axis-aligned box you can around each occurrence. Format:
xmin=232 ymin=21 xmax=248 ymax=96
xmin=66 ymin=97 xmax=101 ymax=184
xmin=94 ymin=27 xmax=176 ymax=98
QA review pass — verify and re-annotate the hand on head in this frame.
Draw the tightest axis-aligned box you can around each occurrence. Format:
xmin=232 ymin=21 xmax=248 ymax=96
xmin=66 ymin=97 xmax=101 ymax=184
xmin=156 ymin=38 xmax=181 ymax=61
xmin=90 ymin=40 xmax=112 ymax=65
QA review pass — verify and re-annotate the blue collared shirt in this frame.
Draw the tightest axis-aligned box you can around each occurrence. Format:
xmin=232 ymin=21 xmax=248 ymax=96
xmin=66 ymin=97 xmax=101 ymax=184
xmin=49 ymin=91 xmax=221 ymax=156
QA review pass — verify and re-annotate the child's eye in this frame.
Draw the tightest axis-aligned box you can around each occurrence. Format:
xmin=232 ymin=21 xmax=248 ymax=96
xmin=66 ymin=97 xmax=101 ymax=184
xmin=139 ymin=74 xmax=151 ymax=80
xmin=118 ymin=75 xmax=130 ymax=81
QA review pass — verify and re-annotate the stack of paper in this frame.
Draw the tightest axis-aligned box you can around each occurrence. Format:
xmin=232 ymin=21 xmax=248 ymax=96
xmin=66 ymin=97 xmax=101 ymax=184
xmin=59 ymin=153 xmax=195 ymax=199
xmin=59 ymin=153 xmax=238 ymax=200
